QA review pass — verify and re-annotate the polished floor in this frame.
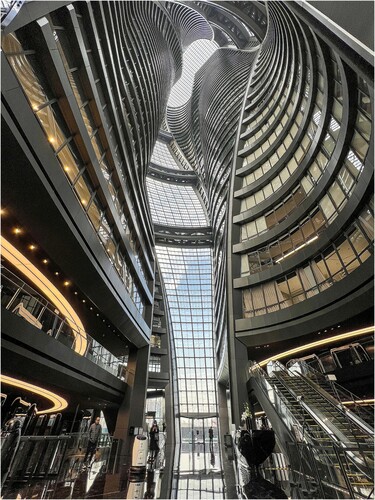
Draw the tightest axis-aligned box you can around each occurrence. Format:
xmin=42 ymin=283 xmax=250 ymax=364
xmin=1 ymin=443 xmax=162 ymax=499
xmin=2 ymin=433 xmax=228 ymax=499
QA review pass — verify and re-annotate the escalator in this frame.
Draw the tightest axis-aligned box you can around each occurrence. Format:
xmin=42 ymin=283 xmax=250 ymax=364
xmin=248 ymin=361 xmax=374 ymax=499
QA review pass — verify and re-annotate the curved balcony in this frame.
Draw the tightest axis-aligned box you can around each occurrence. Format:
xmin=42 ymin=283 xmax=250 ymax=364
xmin=1 ymin=267 xmax=127 ymax=380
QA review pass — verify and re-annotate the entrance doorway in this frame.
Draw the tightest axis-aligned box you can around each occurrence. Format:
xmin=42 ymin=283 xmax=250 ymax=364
xmin=179 ymin=416 xmax=219 ymax=472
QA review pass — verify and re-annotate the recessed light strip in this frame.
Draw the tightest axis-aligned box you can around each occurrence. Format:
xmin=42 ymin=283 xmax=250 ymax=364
xmin=256 ymin=326 xmax=374 ymax=368
xmin=275 ymin=235 xmax=319 ymax=263
xmin=1 ymin=375 xmax=68 ymax=414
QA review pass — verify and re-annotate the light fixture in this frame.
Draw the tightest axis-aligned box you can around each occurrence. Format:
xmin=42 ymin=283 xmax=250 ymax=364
xmin=42 ymin=259 xmax=48 ymax=264
xmin=275 ymin=235 xmax=319 ymax=263
xmin=55 ymin=272 xmax=59 ymax=276
xmin=256 ymin=326 xmax=374 ymax=368
xmin=63 ymin=281 xmax=71 ymax=287
xmin=19 ymin=398 xmax=31 ymax=407
xmin=64 ymin=166 xmax=70 ymax=172
xmin=342 ymin=399 xmax=374 ymax=407
xmin=13 ymin=227 xmax=22 ymax=235
xmin=0 ymin=208 xmax=5 ymax=216
xmin=1 ymin=375 xmax=68 ymax=415
xmin=29 ymin=244 xmax=36 ymax=250
xmin=81 ymin=199 xmax=87 ymax=206
xmin=48 ymin=137 xmax=55 ymax=144
xmin=1 ymin=238 xmax=88 ymax=356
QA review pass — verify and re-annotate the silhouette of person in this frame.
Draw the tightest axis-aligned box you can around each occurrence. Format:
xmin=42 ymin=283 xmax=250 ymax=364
xmin=149 ymin=420 xmax=159 ymax=460
xmin=84 ymin=416 xmax=101 ymax=465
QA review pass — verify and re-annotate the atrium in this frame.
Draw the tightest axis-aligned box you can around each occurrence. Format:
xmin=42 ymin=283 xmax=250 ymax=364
xmin=1 ymin=1 xmax=374 ymax=499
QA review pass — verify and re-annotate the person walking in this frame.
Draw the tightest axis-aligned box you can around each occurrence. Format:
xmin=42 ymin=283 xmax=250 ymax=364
xmin=83 ymin=416 xmax=102 ymax=466
xmin=208 ymin=426 xmax=214 ymax=451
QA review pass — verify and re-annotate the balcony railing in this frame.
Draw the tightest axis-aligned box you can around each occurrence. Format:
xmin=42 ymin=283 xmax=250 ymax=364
xmin=1 ymin=266 xmax=128 ymax=380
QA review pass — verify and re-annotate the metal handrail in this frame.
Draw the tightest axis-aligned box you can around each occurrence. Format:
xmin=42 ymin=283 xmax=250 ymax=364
xmin=250 ymin=362 xmax=374 ymax=498
xmin=287 ymin=359 xmax=374 ymax=425
xmin=276 ymin=362 xmax=374 ymax=448
xmin=1 ymin=267 xmax=127 ymax=379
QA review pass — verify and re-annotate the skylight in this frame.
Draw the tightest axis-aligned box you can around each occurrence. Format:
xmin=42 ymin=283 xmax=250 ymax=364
xmin=168 ymin=39 xmax=218 ymax=108
xmin=146 ymin=177 xmax=208 ymax=227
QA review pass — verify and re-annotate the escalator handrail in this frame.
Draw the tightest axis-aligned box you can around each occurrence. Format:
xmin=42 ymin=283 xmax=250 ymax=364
xmin=277 ymin=365 xmax=374 ymax=441
xmin=287 ymin=360 xmax=374 ymax=426
xmin=250 ymin=362 xmax=334 ymax=448
xmin=299 ymin=371 xmax=373 ymax=434
xmin=250 ymin=362 xmax=374 ymax=490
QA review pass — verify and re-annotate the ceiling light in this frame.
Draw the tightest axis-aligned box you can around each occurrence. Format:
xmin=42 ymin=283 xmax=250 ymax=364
xmin=63 ymin=281 xmax=71 ymax=286
xmin=13 ymin=227 xmax=22 ymax=235
xmin=1 ymin=375 xmax=68 ymax=415
xmin=342 ymin=399 xmax=374 ymax=406
xmin=29 ymin=244 xmax=36 ymax=250
xmin=256 ymin=326 xmax=374 ymax=368
xmin=42 ymin=259 xmax=48 ymax=264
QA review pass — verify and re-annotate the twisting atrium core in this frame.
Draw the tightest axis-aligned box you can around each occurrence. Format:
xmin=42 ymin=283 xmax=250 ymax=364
xmin=1 ymin=0 xmax=373 ymax=499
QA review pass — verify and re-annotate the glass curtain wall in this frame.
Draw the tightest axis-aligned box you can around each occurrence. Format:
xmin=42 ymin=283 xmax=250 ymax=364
xmin=157 ymin=246 xmax=224 ymax=499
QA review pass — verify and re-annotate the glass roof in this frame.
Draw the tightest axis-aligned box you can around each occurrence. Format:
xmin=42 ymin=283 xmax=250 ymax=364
xmin=168 ymin=39 xmax=218 ymax=108
xmin=151 ymin=140 xmax=181 ymax=170
xmin=146 ymin=177 xmax=208 ymax=227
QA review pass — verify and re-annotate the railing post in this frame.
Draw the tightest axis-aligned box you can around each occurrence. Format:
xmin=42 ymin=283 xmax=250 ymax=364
xmin=54 ymin=319 xmax=65 ymax=340
xmin=5 ymin=285 xmax=23 ymax=310
xmin=333 ymin=442 xmax=355 ymax=499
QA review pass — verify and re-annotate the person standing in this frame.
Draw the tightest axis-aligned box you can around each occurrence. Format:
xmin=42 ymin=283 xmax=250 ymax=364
xmin=209 ymin=426 xmax=214 ymax=442
xmin=84 ymin=416 xmax=102 ymax=465
xmin=149 ymin=420 xmax=159 ymax=461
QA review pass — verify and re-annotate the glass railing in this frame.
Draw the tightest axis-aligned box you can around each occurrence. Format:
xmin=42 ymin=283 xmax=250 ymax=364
xmin=286 ymin=440 xmax=374 ymax=499
xmin=1 ymin=266 xmax=128 ymax=379
xmin=249 ymin=361 xmax=374 ymax=498
xmin=1 ymin=430 xmax=120 ymax=487
xmin=286 ymin=359 xmax=374 ymax=427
